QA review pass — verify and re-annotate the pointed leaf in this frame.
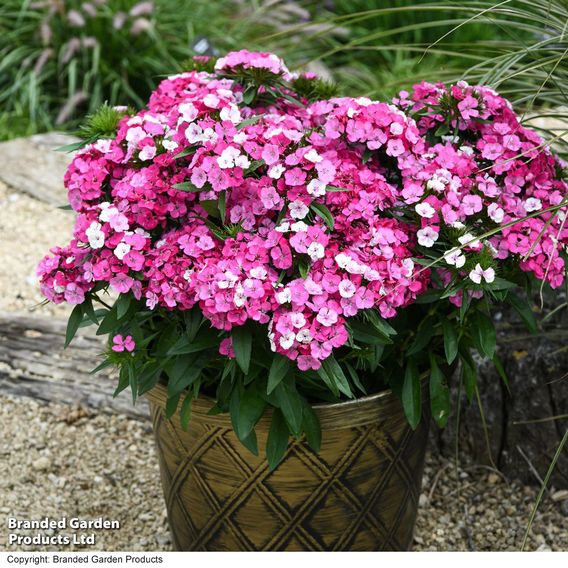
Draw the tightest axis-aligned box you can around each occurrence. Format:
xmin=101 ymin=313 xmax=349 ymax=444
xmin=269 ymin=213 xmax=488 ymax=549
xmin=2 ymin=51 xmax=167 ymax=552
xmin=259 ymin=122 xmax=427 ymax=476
xmin=232 ymin=325 xmax=252 ymax=375
xmin=266 ymin=409 xmax=289 ymax=471
xmin=402 ymin=359 xmax=421 ymax=429
xmin=267 ymin=355 xmax=292 ymax=395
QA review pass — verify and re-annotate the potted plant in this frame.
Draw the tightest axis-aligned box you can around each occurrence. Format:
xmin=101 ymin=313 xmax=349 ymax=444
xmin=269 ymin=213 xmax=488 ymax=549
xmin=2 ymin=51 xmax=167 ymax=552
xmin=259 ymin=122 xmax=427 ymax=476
xmin=38 ymin=51 xmax=568 ymax=551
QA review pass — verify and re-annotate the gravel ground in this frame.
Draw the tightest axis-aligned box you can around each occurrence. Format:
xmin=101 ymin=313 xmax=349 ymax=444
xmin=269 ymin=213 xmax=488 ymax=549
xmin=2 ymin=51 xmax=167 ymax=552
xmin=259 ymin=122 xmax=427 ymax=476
xmin=0 ymin=394 xmax=566 ymax=552
xmin=0 ymin=165 xmax=566 ymax=552
xmin=0 ymin=180 xmax=72 ymax=317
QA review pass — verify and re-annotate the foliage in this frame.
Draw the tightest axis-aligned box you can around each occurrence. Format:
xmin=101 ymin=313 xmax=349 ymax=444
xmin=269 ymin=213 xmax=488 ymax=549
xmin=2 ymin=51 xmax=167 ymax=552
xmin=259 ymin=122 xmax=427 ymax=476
xmin=0 ymin=0 xmax=307 ymax=135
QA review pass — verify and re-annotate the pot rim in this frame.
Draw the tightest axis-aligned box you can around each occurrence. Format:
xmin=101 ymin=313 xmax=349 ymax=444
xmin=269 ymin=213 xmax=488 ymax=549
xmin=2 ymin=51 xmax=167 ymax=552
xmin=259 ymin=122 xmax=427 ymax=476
xmin=146 ymin=378 xmax=426 ymax=431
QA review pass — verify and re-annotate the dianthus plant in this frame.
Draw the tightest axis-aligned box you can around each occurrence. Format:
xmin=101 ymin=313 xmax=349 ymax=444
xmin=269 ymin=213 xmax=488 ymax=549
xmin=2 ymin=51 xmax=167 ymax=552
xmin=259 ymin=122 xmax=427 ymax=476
xmin=38 ymin=50 xmax=568 ymax=468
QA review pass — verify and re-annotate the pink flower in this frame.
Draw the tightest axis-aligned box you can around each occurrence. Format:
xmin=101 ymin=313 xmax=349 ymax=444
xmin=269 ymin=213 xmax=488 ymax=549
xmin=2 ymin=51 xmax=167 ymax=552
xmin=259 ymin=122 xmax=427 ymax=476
xmin=112 ymin=335 xmax=136 ymax=352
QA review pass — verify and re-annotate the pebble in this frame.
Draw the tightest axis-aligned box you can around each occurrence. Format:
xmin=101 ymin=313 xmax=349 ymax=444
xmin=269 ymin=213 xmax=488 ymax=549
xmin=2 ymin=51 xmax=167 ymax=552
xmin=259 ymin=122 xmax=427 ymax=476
xmin=32 ymin=456 xmax=51 ymax=471
xmin=552 ymin=490 xmax=568 ymax=502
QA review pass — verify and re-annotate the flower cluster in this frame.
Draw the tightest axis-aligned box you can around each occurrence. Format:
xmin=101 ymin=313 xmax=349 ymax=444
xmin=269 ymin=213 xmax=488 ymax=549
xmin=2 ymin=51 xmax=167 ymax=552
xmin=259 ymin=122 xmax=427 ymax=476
xmin=38 ymin=51 xmax=568 ymax=371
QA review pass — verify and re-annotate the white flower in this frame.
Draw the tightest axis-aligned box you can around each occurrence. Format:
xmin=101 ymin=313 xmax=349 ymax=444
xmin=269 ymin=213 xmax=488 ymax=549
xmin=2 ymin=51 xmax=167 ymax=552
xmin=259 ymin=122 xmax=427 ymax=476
xmin=304 ymin=149 xmax=322 ymax=163
xmin=402 ymin=258 xmax=415 ymax=277
xmin=307 ymin=242 xmax=325 ymax=261
xmin=290 ymin=221 xmax=308 ymax=233
xmin=220 ymin=104 xmax=241 ymax=124
xmin=276 ymin=288 xmax=292 ymax=304
xmin=458 ymin=233 xmax=481 ymax=248
xmin=113 ymin=242 xmax=131 ymax=260
xmin=85 ymin=222 xmax=105 ymax=249
xmin=99 ymin=204 xmax=118 ymax=222
xmin=524 ymin=197 xmax=542 ymax=212
xmin=338 ymin=279 xmax=356 ymax=298
xmin=233 ymin=284 xmax=246 ymax=307
xmin=289 ymin=200 xmax=309 ymax=220
xmin=250 ymin=266 xmax=267 ymax=280
xmin=268 ymin=164 xmax=285 ymax=179
xmin=426 ymin=176 xmax=445 ymax=193
xmin=217 ymin=146 xmax=241 ymax=169
xmin=488 ymin=203 xmax=505 ymax=223
xmin=185 ymin=123 xmax=203 ymax=144
xmin=290 ymin=313 xmax=306 ymax=328
xmin=279 ymin=332 xmax=295 ymax=350
xmin=445 ymin=248 xmax=466 ymax=269
xmin=234 ymin=155 xmax=251 ymax=169
xmin=335 ymin=253 xmax=351 ymax=269
xmin=296 ymin=329 xmax=312 ymax=344
xmin=203 ymin=94 xmax=220 ymax=108
xmin=459 ymin=145 xmax=474 ymax=156
xmin=275 ymin=221 xmax=290 ymax=233
xmin=306 ymin=179 xmax=326 ymax=197
xmin=417 ymin=226 xmax=439 ymax=248
xmin=415 ymin=202 xmax=436 ymax=219
xmin=469 ymin=263 xmax=495 ymax=284
xmin=178 ymin=102 xmax=198 ymax=122
xmin=346 ymin=260 xmax=366 ymax=275
xmin=450 ymin=221 xmax=466 ymax=230
xmin=162 ymin=139 xmax=179 ymax=152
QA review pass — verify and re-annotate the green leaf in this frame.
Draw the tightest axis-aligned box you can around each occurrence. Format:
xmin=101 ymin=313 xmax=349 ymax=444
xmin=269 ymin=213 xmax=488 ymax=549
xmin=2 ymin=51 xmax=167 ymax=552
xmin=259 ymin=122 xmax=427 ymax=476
xmin=429 ymin=356 xmax=450 ymax=427
xmin=57 ymin=204 xmax=74 ymax=211
xmin=65 ymin=304 xmax=84 ymax=348
xmin=237 ymin=385 xmax=267 ymax=439
xmin=90 ymin=358 xmax=114 ymax=375
xmin=407 ymin=319 xmax=434 ymax=356
xmin=232 ymin=325 xmax=252 ymax=375
xmin=244 ymin=159 xmax=265 ymax=175
xmin=174 ymin=146 xmax=196 ymax=159
xmin=165 ymin=394 xmax=180 ymax=419
xmin=402 ymin=359 xmax=421 ymax=429
xmin=218 ymin=191 xmax=226 ymax=224
xmin=507 ymin=293 xmax=538 ymax=335
xmin=442 ymin=319 xmax=459 ymax=364
xmin=492 ymin=353 xmax=511 ymax=393
xmin=320 ymin=356 xmax=353 ymax=398
xmin=310 ymin=202 xmax=334 ymax=230
xmin=349 ymin=319 xmax=391 ymax=345
xmin=471 ymin=312 xmax=496 ymax=359
xmin=267 ymin=355 xmax=292 ymax=395
xmin=266 ymin=409 xmax=289 ymax=471
xmin=239 ymin=429 xmax=259 ymax=455
xmin=344 ymin=362 xmax=367 ymax=395
xmin=82 ymin=297 xmax=99 ymax=325
xmin=301 ymin=401 xmax=321 ymax=453
xmin=179 ymin=393 xmax=193 ymax=431
xmin=462 ymin=359 xmax=477 ymax=404
xmin=96 ymin=304 xmax=119 ymax=336
xmin=326 ymin=185 xmax=351 ymax=192
xmin=363 ymin=310 xmax=397 ymax=337
xmin=172 ymin=181 xmax=202 ymax=192
xmin=166 ymin=353 xmax=209 ymax=397
xmin=273 ymin=378 xmax=303 ymax=437
xmin=236 ymin=114 xmax=262 ymax=130
xmin=298 ymin=257 xmax=310 ymax=279
xmin=115 ymin=294 xmax=131 ymax=320
xmin=183 ymin=308 xmax=203 ymax=343
xmin=113 ymin=369 xmax=129 ymax=398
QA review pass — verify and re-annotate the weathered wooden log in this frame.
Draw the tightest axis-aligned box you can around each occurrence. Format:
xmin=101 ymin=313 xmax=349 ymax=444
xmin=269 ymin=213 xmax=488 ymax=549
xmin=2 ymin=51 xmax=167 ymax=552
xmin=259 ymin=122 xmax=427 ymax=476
xmin=434 ymin=310 xmax=568 ymax=487
xmin=0 ymin=311 xmax=148 ymax=419
xmin=0 ymin=132 xmax=78 ymax=206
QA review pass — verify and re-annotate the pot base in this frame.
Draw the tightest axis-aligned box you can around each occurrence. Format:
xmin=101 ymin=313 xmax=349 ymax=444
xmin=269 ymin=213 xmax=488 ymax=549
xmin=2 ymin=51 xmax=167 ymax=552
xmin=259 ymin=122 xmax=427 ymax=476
xmin=148 ymin=385 xmax=429 ymax=551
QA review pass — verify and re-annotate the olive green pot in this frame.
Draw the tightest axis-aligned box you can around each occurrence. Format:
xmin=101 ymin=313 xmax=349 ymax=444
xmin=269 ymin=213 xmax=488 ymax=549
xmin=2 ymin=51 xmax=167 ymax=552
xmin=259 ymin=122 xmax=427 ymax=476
xmin=146 ymin=381 xmax=429 ymax=551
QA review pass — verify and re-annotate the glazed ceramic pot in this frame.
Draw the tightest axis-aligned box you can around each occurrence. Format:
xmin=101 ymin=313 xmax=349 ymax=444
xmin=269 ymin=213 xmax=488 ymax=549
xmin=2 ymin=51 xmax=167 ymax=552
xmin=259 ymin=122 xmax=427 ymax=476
xmin=146 ymin=381 xmax=429 ymax=551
